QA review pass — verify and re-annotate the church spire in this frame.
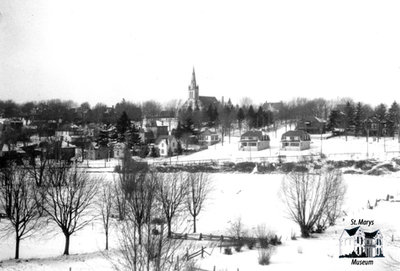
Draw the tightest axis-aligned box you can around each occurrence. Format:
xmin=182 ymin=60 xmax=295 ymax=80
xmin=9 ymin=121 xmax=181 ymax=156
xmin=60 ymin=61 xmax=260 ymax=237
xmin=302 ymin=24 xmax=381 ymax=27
xmin=191 ymin=67 xmax=196 ymax=87
xmin=188 ymin=67 xmax=199 ymax=101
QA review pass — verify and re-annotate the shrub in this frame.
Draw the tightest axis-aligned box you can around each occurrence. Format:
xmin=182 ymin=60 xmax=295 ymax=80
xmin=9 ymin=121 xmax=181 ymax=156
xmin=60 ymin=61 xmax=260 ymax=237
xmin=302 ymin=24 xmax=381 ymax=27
xmin=234 ymin=242 xmax=244 ymax=252
xmin=245 ymin=238 xmax=256 ymax=250
xmin=255 ymin=224 xmax=269 ymax=248
xmin=224 ymin=247 xmax=232 ymax=255
xmin=258 ymin=237 xmax=269 ymax=249
xmin=280 ymin=162 xmax=296 ymax=172
xmin=269 ymin=234 xmax=282 ymax=246
xmin=258 ymin=247 xmax=274 ymax=265
xmin=150 ymin=147 xmax=159 ymax=158
xmin=293 ymin=164 xmax=308 ymax=172
xmin=258 ymin=163 xmax=276 ymax=172
xmin=354 ymin=160 xmax=376 ymax=170
xmin=114 ymin=165 xmax=121 ymax=172
xmin=138 ymin=145 xmax=149 ymax=158
xmin=167 ymin=148 xmax=173 ymax=157
xmin=342 ymin=169 xmax=363 ymax=175
xmin=291 ymin=231 xmax=297 ymax=240
xmin=176 ymin=141 xmax=183 ymax=155
xmin=234 ymin=162 xmax=256 ymax=173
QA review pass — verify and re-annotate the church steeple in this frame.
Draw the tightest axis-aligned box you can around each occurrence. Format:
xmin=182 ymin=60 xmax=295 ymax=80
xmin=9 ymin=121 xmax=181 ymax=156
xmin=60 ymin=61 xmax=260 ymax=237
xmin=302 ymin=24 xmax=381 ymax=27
xmin=191 ymin=67 xmax=197 ymax=88
xmin=188 ymin=67 xmax=199 ymax=101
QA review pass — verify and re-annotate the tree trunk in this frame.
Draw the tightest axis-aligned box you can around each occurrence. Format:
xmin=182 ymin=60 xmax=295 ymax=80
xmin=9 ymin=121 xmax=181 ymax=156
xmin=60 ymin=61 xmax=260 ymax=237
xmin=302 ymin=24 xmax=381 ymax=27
xmin=105 ymin=230 xmax=109 ymax=250
xmin=63 ymin=233 xmax=70 ymax=255
xmin=193 ymin=215 xmax=197 ymax=233
xmin=300 ymin=225 xmax=311 ymax=238
xmin=15 ymin=235 xmax=20 ymax=259
xmin=138 ymin=224 xmax=142 ymax=245
xmin=167 ymin=219 xmax=172 ymax=237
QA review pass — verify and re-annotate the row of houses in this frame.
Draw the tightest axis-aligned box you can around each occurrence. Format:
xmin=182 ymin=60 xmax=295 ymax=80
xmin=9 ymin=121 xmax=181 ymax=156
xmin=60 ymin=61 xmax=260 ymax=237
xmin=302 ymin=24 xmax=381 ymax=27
xmin=296 ymin=116 xmax=396 ymax=137
xmin=238 ymin=130 xmax=311 ymax=151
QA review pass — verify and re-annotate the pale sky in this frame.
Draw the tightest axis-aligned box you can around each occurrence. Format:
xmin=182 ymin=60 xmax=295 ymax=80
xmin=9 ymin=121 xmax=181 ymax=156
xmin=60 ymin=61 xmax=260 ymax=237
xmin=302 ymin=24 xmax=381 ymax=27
xmin=0 ymin=0 xmax=400 ymax=107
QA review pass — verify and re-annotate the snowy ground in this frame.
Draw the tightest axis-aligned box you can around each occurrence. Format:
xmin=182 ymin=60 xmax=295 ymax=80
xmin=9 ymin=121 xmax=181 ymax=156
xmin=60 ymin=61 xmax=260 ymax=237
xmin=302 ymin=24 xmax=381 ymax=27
xmin=147 ymin=126 xmax=400 ymax=164
xmin=1 ymin=172 xmax=400 ymax=270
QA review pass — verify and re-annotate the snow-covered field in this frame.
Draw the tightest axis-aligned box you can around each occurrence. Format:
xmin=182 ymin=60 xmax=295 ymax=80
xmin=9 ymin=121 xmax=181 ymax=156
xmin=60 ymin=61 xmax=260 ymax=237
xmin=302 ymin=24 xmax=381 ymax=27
xmin=1 ymin=172 xmax=400 ymax=270
xmin=150 ymin=126 xmax=400 ymax=164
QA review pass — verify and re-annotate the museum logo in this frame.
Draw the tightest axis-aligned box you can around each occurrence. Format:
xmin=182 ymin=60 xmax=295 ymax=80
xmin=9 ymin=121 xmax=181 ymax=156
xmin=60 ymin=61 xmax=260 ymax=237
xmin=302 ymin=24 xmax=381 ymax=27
xmin=339 ymin=222 xmax=384 ymax=265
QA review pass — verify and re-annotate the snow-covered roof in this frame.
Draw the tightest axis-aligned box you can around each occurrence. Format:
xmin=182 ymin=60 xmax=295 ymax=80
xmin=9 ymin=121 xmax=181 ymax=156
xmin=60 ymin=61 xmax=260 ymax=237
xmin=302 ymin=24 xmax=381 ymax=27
xmin=281 ymin=130 xmax=311 ymax=141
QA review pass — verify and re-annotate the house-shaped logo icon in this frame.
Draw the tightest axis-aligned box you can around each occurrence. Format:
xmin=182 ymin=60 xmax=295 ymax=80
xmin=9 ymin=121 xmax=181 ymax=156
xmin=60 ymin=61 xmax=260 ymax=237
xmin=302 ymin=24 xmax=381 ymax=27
xmin=339 ymin=226 xmax=384 ymax=258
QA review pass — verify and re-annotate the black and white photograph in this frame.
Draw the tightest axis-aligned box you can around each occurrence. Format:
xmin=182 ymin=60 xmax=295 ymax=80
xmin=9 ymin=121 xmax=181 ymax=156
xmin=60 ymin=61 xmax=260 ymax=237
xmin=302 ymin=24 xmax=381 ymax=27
xmin=1 ymin=0 xmax=400 ymax=270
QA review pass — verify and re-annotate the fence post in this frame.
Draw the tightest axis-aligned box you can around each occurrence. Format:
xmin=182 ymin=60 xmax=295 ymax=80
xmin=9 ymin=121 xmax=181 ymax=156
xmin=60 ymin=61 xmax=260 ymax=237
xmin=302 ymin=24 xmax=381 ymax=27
xmin=201 ymin=246 xmax=204 ymax=258
xmin=186 ymin=248 xmax=189 ymax=260
xmin=213 ymin=266 xmax=216 ymax=271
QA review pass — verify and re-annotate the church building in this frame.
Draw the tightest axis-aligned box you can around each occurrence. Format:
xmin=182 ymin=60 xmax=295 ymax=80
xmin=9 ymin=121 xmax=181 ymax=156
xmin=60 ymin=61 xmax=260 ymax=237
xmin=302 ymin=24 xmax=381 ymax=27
xmin=182 ymin=68 xmax=219 ymax=110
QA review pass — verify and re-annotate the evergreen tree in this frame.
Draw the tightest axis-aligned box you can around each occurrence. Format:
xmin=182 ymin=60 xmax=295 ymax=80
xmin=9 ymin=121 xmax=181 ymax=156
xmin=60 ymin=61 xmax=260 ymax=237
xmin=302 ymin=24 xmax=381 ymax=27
xmin=256 ymin=106 xmax=265 ymax=128
xmin=176 ymin=141 xmax=183 ymax=155
xmin=375 ymin=103 xmax=387 ymax=136
xmin=192 ymin=106 xmax=203 ymax=129
xmin=344 ymin=101 xmax=355 ymax=135
xmin=128 ymin=125 xmax=141 ymax=148
xmin=150 ymin=146 xmax=159 ymax=157
xmin=97 ymin=130 xmax=109 ymax=147
xmin=354 ymin=102 xmax=364 ymax=137
xmin=173 ymin=121 xmax=184 ymax=139
xmin=116 ymin=111 xmax=131 ymax=140
xmin=246 ymin=105 xmax=256 ymax=129
xmin=387 ymin=101 xmax=400 ymax=137
xmin=237 ymin=107 xmax=245 ymax=132
xmin=327 ymin=109 xmax=341 ymax=131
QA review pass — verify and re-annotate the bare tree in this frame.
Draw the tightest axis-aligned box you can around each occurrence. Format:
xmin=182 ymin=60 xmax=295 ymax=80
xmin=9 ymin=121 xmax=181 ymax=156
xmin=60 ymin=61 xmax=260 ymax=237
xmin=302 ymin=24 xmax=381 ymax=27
xmin=142 ymin=100 xmax=162 ymax=118
xmin=114 ymin=215 xmax=189 ymax=271
xmin=228 ymin=217 xmax=246 ymax=239
xmin=0 ymin=165 xmax=40 ymax=259
xmin=186 ymin=172 xmax=211 ymax=233
xmin=281 ymin=170 xmax=346 ymax=237
xmin=26 ymin=152 xmax=48 ymax=187
xmin=114 ymin=174 xmax=127 ymax=221
xmin=99 ymin=181 xmax=113 ymax=250
xmin=118 ymin=161 xmax=156 ymax=246
xmin=38 ymin=164 xmax=98 ymax=255
xmin=156 ymin=172 xmax=188 ymax=237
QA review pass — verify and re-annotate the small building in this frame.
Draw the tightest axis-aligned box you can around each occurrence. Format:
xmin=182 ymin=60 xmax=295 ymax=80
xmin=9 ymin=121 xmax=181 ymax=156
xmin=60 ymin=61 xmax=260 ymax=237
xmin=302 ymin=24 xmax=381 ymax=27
xmin=296 ymin=116 xmax=327 ymax=134
xmin=239 ymin=131 xmax=270 ymax=151
xmin=113 ymin=142 xmax=126 ymax=159
xmin=155 ymin=135 xmax=178 ymax=157
xmin=87 ymin=142 xmax=109 ymax=160
xmin=281 ymin=130 xmax=311 ymax=151
xmin=364 ymin=117 xmax=386 ymax=137
xmin=198 ymin=129 xmax=220 ymax=146
xmin=339 ymin=226 xmax=383 ymax=258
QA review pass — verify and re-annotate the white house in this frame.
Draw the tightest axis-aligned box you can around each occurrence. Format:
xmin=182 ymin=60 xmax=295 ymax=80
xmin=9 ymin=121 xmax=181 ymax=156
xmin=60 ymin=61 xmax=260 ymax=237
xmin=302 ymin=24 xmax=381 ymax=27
xmin=199 ymin=129 xmax=220 ymax=146
xmin=339 ymin=226 xmax=383 ymax=257
xmin=239 ymin=130 xmax=270 ymax=151
xmin=281 ymin=130 xmax=311 ymax=151
xmin=155 ymin=135 xmax=178 ymax=157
